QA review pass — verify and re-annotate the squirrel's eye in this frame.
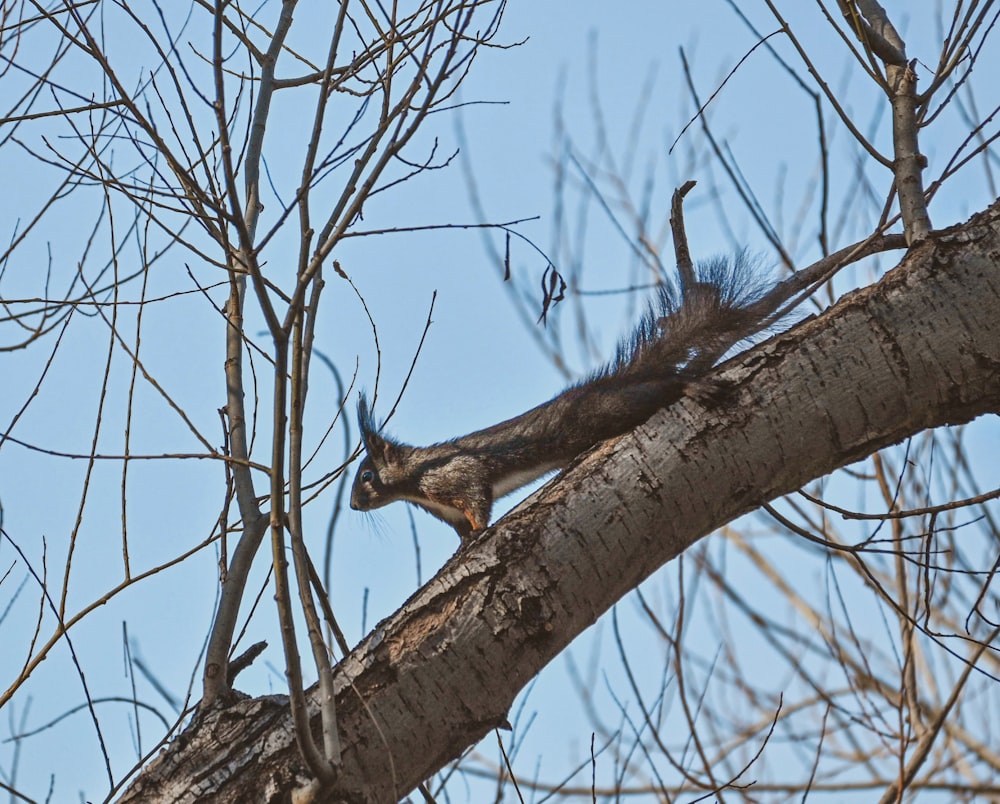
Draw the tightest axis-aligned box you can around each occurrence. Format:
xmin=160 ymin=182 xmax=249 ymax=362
xmin=361 ymin=469 xmax=374 ymax=483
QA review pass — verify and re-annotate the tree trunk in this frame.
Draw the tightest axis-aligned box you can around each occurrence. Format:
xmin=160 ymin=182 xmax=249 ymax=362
xmin=119 ymin=200 xmax=1000 ymax=803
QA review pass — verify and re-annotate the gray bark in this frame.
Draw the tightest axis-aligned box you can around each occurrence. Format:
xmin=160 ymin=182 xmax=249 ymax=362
xmin=119 ymin=200 xmax=1000 ymax=803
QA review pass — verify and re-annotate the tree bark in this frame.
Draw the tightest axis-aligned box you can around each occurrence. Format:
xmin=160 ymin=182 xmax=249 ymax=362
xmin=119 ymin=200 xmax=1000 ymax=803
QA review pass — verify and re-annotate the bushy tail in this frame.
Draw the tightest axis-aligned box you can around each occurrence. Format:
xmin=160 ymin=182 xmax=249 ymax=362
xmin=612 ymin=251 xmax=768 ymax=381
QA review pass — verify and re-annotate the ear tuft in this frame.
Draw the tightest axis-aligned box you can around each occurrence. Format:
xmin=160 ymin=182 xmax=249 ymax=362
xmin=357 ymin=392 xmax=378 ymax=440
xmin=357 ymin=392 xmax=403 ymax=468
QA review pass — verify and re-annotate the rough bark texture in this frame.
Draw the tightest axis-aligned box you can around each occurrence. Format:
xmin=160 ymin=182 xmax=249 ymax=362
xmin=119 ymin=201 xmax=1000 ymax=803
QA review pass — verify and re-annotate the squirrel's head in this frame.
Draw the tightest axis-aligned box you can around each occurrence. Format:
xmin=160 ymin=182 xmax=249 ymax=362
xmin=350 ymin=394 xmax=411 ymax=512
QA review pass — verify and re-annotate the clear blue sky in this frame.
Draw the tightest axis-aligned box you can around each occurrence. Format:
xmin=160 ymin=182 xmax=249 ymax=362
xmin=1 ymin=2 xmax=997 ymax=800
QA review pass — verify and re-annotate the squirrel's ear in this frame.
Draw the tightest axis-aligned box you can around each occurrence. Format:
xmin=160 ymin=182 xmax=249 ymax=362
xmin=357 ymin=393 xmax=402 ymax=468
xmin=357 ymin=392 xmax=381 ymax=452
xmin=357 ymin=392 xmax=377 ymax=438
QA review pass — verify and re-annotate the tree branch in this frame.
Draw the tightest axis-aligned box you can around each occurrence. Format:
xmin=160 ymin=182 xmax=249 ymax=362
xmin=120 ymin=201 xmax=1000 ymax=803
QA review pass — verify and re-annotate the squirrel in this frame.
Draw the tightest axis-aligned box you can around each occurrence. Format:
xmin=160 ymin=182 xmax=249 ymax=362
xmin=350 ymin=253 xmax=765 ymax=543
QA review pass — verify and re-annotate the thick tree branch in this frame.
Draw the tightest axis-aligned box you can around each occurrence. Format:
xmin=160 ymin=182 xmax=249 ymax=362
xmin=119 ymin=200 xmax=1000 ymax=803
